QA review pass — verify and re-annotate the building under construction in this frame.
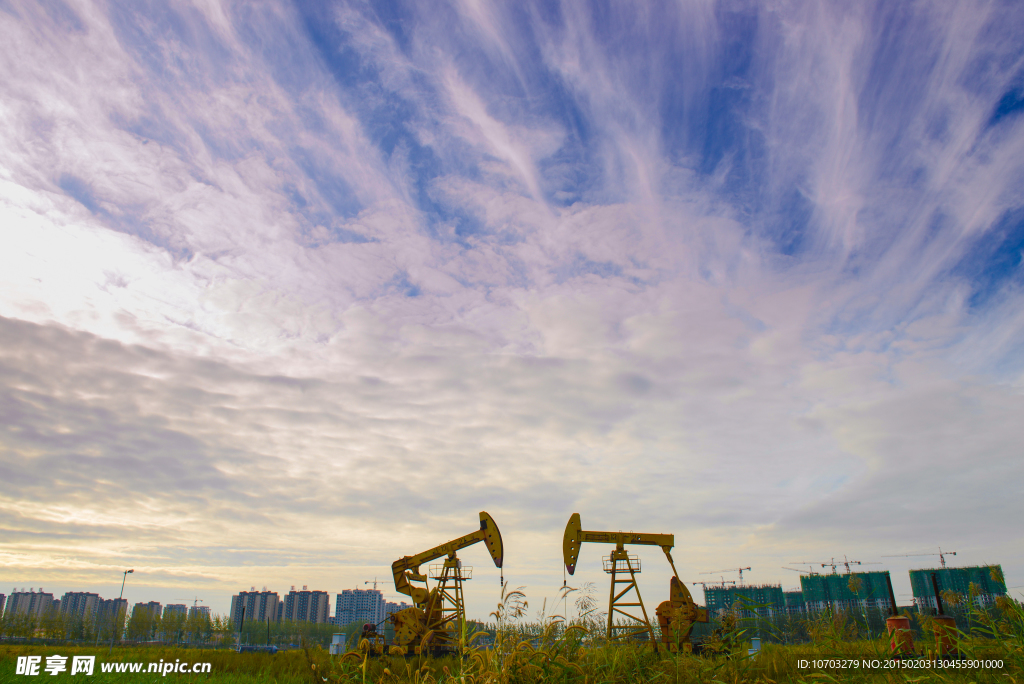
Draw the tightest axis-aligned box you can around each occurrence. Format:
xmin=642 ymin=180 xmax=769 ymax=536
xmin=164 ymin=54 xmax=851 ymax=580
xmin=783 ymin=590 xmax=806 ymax=615
xmin=910 ymin=565 xmax=1006 ymax=612
xmin=704 ymin=584 xmax=785 ymax=618
xmin=798 ymin=571 xmax=894 ymax=613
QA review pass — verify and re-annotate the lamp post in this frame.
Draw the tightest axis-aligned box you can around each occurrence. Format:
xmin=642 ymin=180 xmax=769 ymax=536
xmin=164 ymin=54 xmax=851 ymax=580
xmin=108 ymin=569 xmax=134 ymax=655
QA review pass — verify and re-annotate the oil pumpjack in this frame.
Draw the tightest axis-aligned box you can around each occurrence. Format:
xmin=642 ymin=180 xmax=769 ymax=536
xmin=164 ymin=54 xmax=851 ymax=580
xmin=389 ymin=511 xmax=504 ymax=655
xmin=562 ymin=513 xmax=707 ymax=652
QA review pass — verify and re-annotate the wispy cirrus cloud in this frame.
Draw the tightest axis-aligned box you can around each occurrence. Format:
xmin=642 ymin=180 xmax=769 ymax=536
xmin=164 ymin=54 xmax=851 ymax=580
xmin=1 ymin=0 xmax=1022 ymax=613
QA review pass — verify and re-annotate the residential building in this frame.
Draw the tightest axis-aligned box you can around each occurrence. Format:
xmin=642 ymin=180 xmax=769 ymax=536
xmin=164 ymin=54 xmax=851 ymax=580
xmin=782 ymin=590 xmax=805 ymax=616
xmin=94 ymin=598 xmax=128 ymax=636
xmin=164 ymin=604 xmax=187 ymax=618
xmin=799 ymin=572 xmax=894 ymax=613
xmin=0 ymin=593 xmax=5 ymax=616
xmin=6 ymin=589 xmax=56 ymax=617
xmin=230 ymin=589 xmax=280 ymax=625
xmin=910 ymin=565 xmax=1006 ymax=611
xmin=283 ymin=586 xmax=330 ymax=624
xmin=705 ymin=584 xmax=786 ymax=619
xmin=60 ymin=592 xmax=102 ymax=621
xmin=133 ymin=602 xmax=163 ymax=619
xmin=97 ymin=598 xmax=128 ymax=622
xmin=188 ymin=605 xmax=211 ymax=620
xmin=335 ymin=588 xmax=385 ymax=627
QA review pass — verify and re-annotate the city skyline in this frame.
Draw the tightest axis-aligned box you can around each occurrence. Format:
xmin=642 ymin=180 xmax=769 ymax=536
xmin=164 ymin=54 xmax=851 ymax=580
xmin=1 ymin=0 xmax=1022 ymax=623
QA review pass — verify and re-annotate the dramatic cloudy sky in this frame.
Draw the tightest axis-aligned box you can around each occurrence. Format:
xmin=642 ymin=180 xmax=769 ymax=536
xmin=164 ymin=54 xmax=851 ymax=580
xmin=2 ymin=0 xmax=1022 ymax=619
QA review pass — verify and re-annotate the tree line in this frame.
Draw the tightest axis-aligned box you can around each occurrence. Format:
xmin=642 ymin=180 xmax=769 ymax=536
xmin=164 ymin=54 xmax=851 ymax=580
xmin=0 ymin=606 xmax=374 ymax=649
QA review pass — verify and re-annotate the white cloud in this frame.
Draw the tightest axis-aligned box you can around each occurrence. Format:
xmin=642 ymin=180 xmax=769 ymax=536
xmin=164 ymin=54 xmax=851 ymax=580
xmin=0 ymin=0 xmax=1021 ymax=619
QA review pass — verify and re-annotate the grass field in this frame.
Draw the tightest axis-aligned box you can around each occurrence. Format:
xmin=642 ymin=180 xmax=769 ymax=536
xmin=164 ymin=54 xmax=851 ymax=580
xmin=2 ymin=590 xmax=1020 ymax=683
xmin=0 ymin=639 xmax=1020 ymax=684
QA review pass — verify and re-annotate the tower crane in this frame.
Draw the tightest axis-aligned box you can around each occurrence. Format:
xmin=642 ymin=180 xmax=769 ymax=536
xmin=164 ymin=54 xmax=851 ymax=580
xmin=389 ymin=511 xmax=503 ymax=655
xmin=692 ymin=579 xmax=737 ymax=590
xmin=562 ymin=513 xmax=707 ymax=652
xmin=882 ymin=548 xmax=957 ymax=568
xmin=172 ymin=597 xmax=205 ymax=610
xmin=823 ymin=556 xmax=880 ymax=574
xmin=791 ymin=556 xmax=876 ymax=575
xmin=700 ymin=567 xmax=752 ymax=586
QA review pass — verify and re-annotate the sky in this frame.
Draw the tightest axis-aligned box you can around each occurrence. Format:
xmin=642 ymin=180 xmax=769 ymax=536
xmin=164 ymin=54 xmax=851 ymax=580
xmin=1 ymin=0 xmax=1023 ymax=622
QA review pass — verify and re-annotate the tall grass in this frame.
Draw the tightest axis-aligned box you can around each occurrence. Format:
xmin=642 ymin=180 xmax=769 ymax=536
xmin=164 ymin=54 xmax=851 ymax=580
xmin=3 ymin=590 xmax=1022 ymax=683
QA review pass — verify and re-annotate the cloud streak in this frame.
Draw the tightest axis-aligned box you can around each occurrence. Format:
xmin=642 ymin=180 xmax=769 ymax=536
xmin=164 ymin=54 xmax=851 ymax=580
xmin=1 ymin=0 xmax=1022 ymax=614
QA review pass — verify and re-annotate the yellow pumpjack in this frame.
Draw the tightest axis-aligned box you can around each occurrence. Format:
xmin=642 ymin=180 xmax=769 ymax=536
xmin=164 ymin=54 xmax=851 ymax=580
xmin=563 ymin=513 xmax=707 ymax=652
xmin=390 ymin=511 xmax=504 ymax=655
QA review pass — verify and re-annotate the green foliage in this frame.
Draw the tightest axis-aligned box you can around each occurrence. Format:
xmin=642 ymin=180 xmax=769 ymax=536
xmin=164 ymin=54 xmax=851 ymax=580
xmin=1 ymin=589 xmax=1022 ymax=682
xmin=235 ymin=616 xmax=344 ymax=649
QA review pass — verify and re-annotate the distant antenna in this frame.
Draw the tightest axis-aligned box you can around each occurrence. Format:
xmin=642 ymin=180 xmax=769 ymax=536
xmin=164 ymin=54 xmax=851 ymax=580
xmin=882 ymin=547 xmax=957 ymax=568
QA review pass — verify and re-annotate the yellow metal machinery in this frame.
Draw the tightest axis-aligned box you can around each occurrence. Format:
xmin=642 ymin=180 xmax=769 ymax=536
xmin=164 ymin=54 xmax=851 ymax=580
xmin=390 ymin=511 xmax=503 ymax=655
xmin=563 ymin=513 xmax=707 ymax=651
xmin=655 ymin=577 xmax=708 ymax=652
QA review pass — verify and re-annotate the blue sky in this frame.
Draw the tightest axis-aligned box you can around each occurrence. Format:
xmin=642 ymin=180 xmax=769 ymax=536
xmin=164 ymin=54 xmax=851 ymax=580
xmin=1 ymin=0 xmax=1022 ymax=619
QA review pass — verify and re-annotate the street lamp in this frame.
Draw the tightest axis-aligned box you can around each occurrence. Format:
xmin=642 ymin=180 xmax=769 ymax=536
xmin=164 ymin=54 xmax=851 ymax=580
xmin=108 ymin=569 xmax=134 ymax=654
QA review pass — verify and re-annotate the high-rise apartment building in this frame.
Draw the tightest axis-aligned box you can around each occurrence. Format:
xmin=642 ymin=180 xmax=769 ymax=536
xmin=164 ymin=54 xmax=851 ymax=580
xmin=188 ymin=605 xmax=211 ymax=620
xmin=910 ymin=565 xmax=1007 ymax=610
xmin=705 ymin=584 xmax=787 ymax=619
xmin=335 ymin=588 xmax=385 ymax=627
xmin=799 ymin=572 xmax=895 ymax=613
xmin=283 ymin=586 xmax=330 ymax=624
xmin=230 ymin=589 xmax=280 ymax=625
xmin=94 ymin=597 xmax=128 ymax=635
xmin=60 ymin=592 xmax=102 ymax=621
xmin=6 ymin=589 xmax=56 ymax=617
xmin=133 ymin=602 xmax=163 ymax=619
xmin=164 ymin=604 xmax=187 ymax=618
xmin=97 ymin=598 xmax=128 ymax=622
xmin=0 ymin=593 xmax=5 ymax=616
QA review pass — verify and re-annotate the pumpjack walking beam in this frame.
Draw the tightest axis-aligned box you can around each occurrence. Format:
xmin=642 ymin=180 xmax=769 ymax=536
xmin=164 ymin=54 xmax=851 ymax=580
xmin=563 ymin=513 xmax=691 ymax=648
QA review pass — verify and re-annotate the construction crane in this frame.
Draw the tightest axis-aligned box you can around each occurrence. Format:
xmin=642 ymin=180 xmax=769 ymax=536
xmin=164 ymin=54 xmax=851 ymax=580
xmin=882 ymin=548 xmax=957 ymax=568
xmin=791 ymin=556 xmax=876 ymax=575
xmin=364 ymin=579 xmax=384 ymax=590
xmin=172 ymin=597 xmax=205 ymax=610
xmin=782 ymin=566 xmax=819 ymax=576
xmin=563 ymin=513 xmax=707 ymax=652
xmin=692 ymin=578 xmax=736 ymax=590
xmin=389 ymin=511 xmax=503 ymax=655
xmin=700 ymin=567 xmax=752 ymax=586
xmin=822 ymin=556 xmax=879 ymax=574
